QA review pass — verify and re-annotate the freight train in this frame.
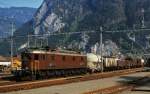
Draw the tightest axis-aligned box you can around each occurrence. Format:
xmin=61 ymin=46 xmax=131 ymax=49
xmin=13 ymin=49 xmax=144 ymax=80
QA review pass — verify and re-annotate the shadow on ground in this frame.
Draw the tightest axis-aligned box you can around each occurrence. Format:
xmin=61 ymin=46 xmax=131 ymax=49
xmin=117 ymin=74 xmax=150 ymax=92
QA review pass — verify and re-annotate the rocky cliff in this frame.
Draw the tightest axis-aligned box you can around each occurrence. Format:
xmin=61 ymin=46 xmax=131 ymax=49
xmin=30 ymin=0 xmax=150 ymax=56
xmin=33 ymin=0 xmax=150 ymax=34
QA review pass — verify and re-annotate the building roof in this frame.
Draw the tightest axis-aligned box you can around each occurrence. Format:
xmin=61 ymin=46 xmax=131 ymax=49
xmin=0 ymin=56 xmax=10 ymax=62
xmin=0 ymin=62 xmax=11 ymax=66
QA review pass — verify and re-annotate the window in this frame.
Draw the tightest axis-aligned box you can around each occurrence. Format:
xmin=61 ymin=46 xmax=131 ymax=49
xmin=62 ymin=56 xmax=66 ymax=61
xmin=34 ymin=54 xmax=39 ymax=60
xmin=72 ymin=57 xmax=76 ymax=61
xmin=51 ymin=55 xmax=55 ymax=61
xmin=42 ymin=55 xmax=46 ymax=60
xmin=81 ymin=57 xmax=84 ymax=61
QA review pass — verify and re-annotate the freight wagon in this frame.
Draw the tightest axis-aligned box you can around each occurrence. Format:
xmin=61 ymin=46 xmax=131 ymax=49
xmin=103 ymin=56 xmax=118 ymax=71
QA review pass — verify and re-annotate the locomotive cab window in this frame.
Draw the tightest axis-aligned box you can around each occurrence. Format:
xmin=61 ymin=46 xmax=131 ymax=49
xmin=51 ymin=55 xmax=55 ymax=61
xmin=72 ymin=57 xmax=75 ymax=61
xmin=81 ymin=57 xmax=84 ymax=61
xmin=42 ymin=55 xmax=46 ymax=60
xmin=62 ymin=56 xmax=66 ymax=61
xmin=34 ymin=54 xmax=39 ymax=60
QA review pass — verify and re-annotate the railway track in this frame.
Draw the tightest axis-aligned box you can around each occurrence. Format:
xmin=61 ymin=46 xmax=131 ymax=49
xmin=0 ymin=74 xmax=16 ymax=86
xmin=0 ymin=73 xmax=12 ymax=79
xmin=83 ymin=84 xmax=132 ymax=94
xmin=0 ymin=68 xmax=144 ymax=93
xmin=83 ymin=72 xmax=150 ymax=94
xmin=0 ymin=81 xmax=16 ymax=86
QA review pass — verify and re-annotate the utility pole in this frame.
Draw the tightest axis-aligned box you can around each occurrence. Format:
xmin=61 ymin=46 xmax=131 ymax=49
xmin=131 ymin=24 xmax=136 ymax=55
xmin=44 ymin=34 xmax=49 ymax=47
xmin=141 ymin=8 xmax=145 ymax=28
xmin=11 ymin=22 xmax=14 ymax=68
xmin=100 ymin=26 xmax=103 ymax=72
xmin=27 ymin=34 xmax=30 ymax=48
xmin=34 ymin=34 xmax=37 ymax=48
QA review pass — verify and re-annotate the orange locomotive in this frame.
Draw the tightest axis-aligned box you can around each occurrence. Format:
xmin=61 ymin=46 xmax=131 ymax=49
xmin=15 ymin=50 xmax=87 ymax=80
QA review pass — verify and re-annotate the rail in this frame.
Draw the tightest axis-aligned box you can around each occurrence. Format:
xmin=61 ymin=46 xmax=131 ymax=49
xmin=0 ymin=68 xmax=143 ymax=93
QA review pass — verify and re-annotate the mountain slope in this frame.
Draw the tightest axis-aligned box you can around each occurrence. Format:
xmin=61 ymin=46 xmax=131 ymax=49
xmin=32 ymin=0 xmax=150 ymax=55
xmin=0 ymin=7 xmax=36 ymax=37
xmin=34 ymin=0 xmax=127 ymax=34
xmin=1 ymin=0 xmax=150 ymax=56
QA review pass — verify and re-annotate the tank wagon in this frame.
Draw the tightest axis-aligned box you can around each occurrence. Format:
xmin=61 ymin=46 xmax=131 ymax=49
xmin=13 ymin=49 xmax=144 ymax=80
xmin=87 ymin=53 xmax=102 ymax=72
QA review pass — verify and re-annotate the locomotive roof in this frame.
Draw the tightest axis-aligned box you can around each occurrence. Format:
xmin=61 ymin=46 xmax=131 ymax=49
xmin=26 ymin=50 xmax=86 ymax=56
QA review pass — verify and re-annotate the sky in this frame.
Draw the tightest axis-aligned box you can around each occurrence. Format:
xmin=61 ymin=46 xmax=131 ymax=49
xmin=0 ymin=0 xmax=43 ymax=8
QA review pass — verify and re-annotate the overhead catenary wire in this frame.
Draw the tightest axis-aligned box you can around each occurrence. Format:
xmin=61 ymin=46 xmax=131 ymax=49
xmin=0 ymin=28 xmax=150 ymax=53
xmin=1 ymin=28 xmax=150 ymax=40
